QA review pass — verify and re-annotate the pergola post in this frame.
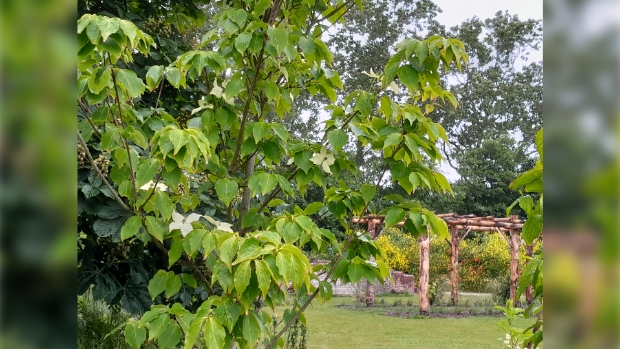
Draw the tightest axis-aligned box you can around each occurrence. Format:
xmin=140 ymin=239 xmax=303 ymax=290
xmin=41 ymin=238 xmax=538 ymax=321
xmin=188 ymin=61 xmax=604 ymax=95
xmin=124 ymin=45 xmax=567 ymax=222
xmin=509 ymin=215 xmax=520 ymax=304
xmin=365 ymin=219 xmax=378 ymax=307
xmin=418 ymin=228 xmax=431 ymax=316
xmin=449 ymin=225 xmax=459 ymax=305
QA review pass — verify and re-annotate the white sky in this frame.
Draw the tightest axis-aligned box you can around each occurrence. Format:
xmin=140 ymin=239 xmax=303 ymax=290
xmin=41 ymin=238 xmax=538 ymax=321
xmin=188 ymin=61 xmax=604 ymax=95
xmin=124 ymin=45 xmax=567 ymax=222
xmin=432 ymin=0 xmax=543 ymax=181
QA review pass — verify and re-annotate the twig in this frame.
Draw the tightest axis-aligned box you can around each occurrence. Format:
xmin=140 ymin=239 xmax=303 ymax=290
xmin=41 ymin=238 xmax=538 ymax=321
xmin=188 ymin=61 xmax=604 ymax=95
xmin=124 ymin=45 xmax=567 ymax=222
xmin=78 ymin=98 xmax=102 ymax=139
xmin=154 ymin=75 xmax=166 ymax=109
xmin=137 ymin=169 xmax=162 ymax=212
xmin=78 ymin=131 xmax=132 ymax=212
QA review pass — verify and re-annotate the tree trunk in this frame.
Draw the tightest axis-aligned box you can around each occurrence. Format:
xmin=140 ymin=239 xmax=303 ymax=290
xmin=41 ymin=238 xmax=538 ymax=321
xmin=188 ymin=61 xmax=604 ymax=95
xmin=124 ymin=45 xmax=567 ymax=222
xmin=525 ymin=243 xmax=534 ymax=304
xmin=509 ymin=228 xmax=520 ymax=304
xmin=450 ymin=225 xmax=459 ymax=305
xmin=419 ymin=236 xmax=431 ymax=316
xmin=365 ymin=219 xmax=377 ymax=307
xmin=238 ymin=154 xmax=255 ymax=234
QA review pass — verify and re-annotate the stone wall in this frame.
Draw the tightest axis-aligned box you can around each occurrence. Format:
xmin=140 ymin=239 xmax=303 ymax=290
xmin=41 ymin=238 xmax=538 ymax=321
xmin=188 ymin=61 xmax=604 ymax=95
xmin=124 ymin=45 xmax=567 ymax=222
xmin=309 ymin=259 xmax=417 ymax=296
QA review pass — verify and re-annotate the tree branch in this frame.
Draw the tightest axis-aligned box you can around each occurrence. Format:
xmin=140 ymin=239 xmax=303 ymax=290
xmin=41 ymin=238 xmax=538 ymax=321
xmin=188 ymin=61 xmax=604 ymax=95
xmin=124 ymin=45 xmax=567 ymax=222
xmin=78 ymin=131 xmax=132 ymax=212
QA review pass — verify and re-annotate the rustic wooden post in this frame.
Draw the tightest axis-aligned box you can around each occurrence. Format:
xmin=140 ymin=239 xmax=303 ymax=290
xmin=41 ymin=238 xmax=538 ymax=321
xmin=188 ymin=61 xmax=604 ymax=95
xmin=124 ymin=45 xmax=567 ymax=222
xmin=524 ymin=242 xmax=534 ymax=303
xmin=366 ymin=219 xmax=377 ymax=307
xmin=449 ymin=225 xmax=459 ymax=305
xmin=509 ymin=215 xmax=520 ymax=304
xmin=418 ymin=228 xmax=431 ymax=316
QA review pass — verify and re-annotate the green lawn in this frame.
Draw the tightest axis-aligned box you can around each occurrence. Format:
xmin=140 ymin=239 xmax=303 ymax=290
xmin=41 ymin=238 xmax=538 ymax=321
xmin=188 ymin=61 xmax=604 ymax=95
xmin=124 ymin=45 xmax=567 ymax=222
xmin=274 ymin=295 xmax=535 ymax=349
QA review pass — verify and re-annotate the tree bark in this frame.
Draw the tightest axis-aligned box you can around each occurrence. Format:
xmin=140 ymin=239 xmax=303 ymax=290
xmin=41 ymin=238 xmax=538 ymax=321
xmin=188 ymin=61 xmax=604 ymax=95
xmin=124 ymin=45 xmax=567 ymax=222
xmin=366 ymin=219 xmax=377 ymax=307
xmin=509 ymin=228 xmax=520 ymax=304
xmin=238 ymin=154 xmax=255 ymax=235
xmin=419 ymin=235 xmax=431 ymax=316
xmin=450 ymin=225 xmax=459 ymax=305
xmin=525 ymin=243 xmax=534 ymax=304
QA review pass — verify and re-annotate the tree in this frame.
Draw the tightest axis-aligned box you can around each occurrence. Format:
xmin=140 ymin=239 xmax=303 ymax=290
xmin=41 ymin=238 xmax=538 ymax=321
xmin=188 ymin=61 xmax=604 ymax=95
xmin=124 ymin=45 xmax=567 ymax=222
xmin=77 ymin=1 xmax=467 ymax=347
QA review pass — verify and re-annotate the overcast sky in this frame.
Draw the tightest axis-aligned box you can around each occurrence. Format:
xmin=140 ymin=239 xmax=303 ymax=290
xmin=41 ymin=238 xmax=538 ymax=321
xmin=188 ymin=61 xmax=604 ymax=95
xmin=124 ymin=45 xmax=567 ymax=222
xmin=431 ymin=0 xmax=543 ymax=181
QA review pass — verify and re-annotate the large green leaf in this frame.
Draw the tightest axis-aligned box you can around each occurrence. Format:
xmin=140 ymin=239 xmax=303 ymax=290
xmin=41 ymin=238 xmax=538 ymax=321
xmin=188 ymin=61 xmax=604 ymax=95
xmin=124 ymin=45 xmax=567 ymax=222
xmin=397 ymin=65 xmax=419 ymax=91
xmin=146 ymin=65 xmax=164 ymax=90
xmin=234 ymin=33 xmax=252 ymax=53
xmin=234 ymin=260 xmax=252 ymax=296
xmin=327 ymin=129 xmax=348 ymax=151
xmin=267 ymin=27 xmax=287 ymax=53
xmin=242 ymin=312 xmax=261 ymax=346
xmin=120 ymin=216 xmax=142 ymax=241
xmin=215 ymin=178 xmax=238 ymax=206
xmin=148 ymin=270 xmax=169 ymax=299
xmin=157 ymin=322 xmax=182 ymax=349
xmin=521 ymin=214 xmax=542 ymax=245
xmin=384 ymin=207 xmax=405 ymax=227
xmin=146 ymin=313 xmax=169 ymax=340
xmin=254 ymin=260 xmax=272 ymax=298
xmin=347 ymin=262 xmax=367 ymax=283
xmin=219 ymin=235 xmax=239 ymax=269
xmin=135 ymin=158 xmax=159 ymax=188
xmin=225 ymin=75 xmax=244 ymax=99
xmin=234 ymin=238 xmax=262 ymax=264
xmin=115 ymin=68 xmax=145 ymax=98
xmin=203 ymin=317 xmax=226 ymax=349
xmin=355 ymin=92 xmax=375 ymax=116
xmin=124 ymin=320 xmax=146 ymax=349
xmin=360 ymin=184 xmax=376 ymax=204
xmin=145 ymin=216 xmax=165 ymax=242
xmin=153 ymin=191 xmax=173 ymax=221
xmin=214 ymin=301 xmax=241 ymax=333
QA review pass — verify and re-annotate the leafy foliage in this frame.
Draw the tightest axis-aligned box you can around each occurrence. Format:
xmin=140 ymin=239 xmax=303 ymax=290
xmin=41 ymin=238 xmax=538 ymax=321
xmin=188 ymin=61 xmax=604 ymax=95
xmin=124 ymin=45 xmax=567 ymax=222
xmin=77 ymin=2 xmax=467 ymax=347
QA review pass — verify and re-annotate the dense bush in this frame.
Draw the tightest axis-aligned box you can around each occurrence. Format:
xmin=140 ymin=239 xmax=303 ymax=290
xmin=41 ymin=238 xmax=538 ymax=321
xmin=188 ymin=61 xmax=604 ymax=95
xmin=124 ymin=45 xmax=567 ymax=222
xmin=78 ymin=291 xmax=136 ymax=349
xmin=376 ymin=228 xmax=538 ymax=292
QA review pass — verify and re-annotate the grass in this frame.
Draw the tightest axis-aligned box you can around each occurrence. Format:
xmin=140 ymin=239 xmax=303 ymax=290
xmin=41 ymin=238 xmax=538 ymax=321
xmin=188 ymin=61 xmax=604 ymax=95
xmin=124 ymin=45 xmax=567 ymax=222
xmin=274 ymin=294 xmax=536 ymax=349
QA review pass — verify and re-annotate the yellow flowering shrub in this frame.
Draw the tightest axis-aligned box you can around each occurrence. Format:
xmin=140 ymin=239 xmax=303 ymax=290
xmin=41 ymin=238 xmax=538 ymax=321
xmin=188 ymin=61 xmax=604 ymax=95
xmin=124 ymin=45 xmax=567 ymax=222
xmin=375 ymin=228 xmax=539 ymax=292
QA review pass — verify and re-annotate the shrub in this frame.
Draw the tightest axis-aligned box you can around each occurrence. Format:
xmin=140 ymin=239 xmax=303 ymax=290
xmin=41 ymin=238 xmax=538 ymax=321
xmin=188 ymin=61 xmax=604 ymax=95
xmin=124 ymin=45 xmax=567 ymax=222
xmin=78 ymin=291 xmax=134 ymax=349
xmin=377 ymin=228 xmax=538 ymax=293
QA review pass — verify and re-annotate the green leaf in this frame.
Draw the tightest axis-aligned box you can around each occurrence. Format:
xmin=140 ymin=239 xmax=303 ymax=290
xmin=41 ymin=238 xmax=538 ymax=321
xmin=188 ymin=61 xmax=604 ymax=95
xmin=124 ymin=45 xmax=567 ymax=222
xmin=522 ymin=214 xmax=543 ymax=244
xmin=355 ymin=92 xmax=375 ymax=116
xmin=234 ymin=238 xmax=262 ymax=264
xmin=536 ymin=129 xmax=543 ymax=162
xmin=147 ymin=314 xmax=169 ymax=340
xmin=145 ymin=216 xmax=165 ymax=242
xmin=183 ymin=229 xmax=207 ymax=257
xmin=184 ymin=317 xmax=204 ymax=349
xmin=234 ymin=260 xmax=252 ymax=296
xmin=253 ymin=0 xmax=272 ymax=16
xmin=219 ymin=235 xmax=238 ymax=269
xmin=267 ymin=27 xmax=287 ymax=54
xmin=228 ymin=9 xmax=248 ymax=27
xmin=235 ymin=33 xmax=252 ymax=53
xmin=215 ymin=178 xmax=238 ymax=206
xmin=154 ymin=191 xmax=173 ymax=221
xmin=261 ymin=174 xmax=278 ymax=195
xmin=384 ymin=208 xmax=405 ymax=227
xmin=294 ymin=150 xmax=313 ymax=173
xmin=97 ymin=17 xmax=120 ymax=41
xmin=157 ymin=322 xmax=182 ymax=349
xmin=294 ymin=215 xmax=313 ymax=233
xmin=242 ymin=313 xmax=261 ymax=346
xmin=136 ymin=158 xmax=159 ymax=188
xmin=304 ymin=202 xmax=323 ymax=215
xmin=120 ymin=216 xmax=142 ymax=241
xmin=327 ymin=129 xmax=348 ymax=151
xmin=202 ymin=232 xmax=218 ymax=256
xmin=214 ymin=301 xmax=241 ymax=332
xmin=225 ymin=75 xmax=244 ymax=99
xmin=404 ymin=134 xmax=420 ymax=160
xmin=298 ymin=36 xmax=316 ymax=55
xmin=203 ymin=317 xmax=226 ymax=349
xmin=397 ymin=65 xmax=419 ymax=91
xmin=165 ymin=67 xmax=182 ymax=88
xmin=146 ymin=65 xmax=164 ymax=90
xmin=347 ymin=263 xmax=366 ymax=283
xmin=252 ymin=122 xmax=270 ymax=143
xmin=89 ymin=66 xmax=112 ymax=94
xmin=168 ymin=129 xmax=189 ymax=155
xmin=115 ymin=69 xmax=145 ymax=98
xmin=148 ymin=270 xmax=169 ymax=299
xmin=169 ymin=238 xmax=183 ymax=267
xmin=254 ymin=260 xmax=272 ymax=298
xmin=432 ymin=172 xmax=453 ymax=195
xmin=264 ymin=81 xmax=279 ymax=101
xmin=165 ymin=274 xmax=182 ymax=298
xmin=124 ymin=320 xmax=146 ymax=349
xmin=241 ymin=210 xmax=260 ymax=229
xmin=510 ymin=168 xmax=543 ymax=189
xmin=360 ymin=184 xmax=376 ymax=204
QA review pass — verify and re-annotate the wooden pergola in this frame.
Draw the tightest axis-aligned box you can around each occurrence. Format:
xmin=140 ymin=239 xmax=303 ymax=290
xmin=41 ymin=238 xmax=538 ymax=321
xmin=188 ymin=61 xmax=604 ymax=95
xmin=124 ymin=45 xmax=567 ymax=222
xmin=352 ymin=214 xmax=534 ymax=314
